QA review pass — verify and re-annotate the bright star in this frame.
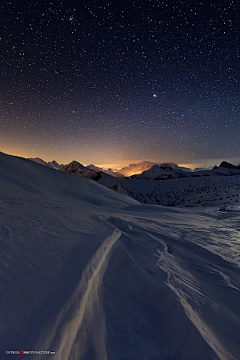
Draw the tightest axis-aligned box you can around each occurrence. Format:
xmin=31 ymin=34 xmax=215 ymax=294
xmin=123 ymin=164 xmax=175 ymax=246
xmin=153 ymin=94 xmax=157 ymax=98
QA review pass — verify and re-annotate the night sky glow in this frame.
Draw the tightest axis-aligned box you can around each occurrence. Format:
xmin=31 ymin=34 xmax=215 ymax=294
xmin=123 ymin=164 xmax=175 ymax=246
xmin=0 ymin=0 xmax=240 ymax=168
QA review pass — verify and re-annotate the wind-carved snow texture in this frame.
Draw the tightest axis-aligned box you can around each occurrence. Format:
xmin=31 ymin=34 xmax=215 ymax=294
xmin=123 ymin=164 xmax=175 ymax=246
xmin=34 ymin=213 xmax=240 ymax=360
xmin=35 ymin=230 xmax=121 ymax=360
xmin=156 ymin=235 xmax=240 ymax=360
xmin=102 ymin=216 xmax=240 ymax=360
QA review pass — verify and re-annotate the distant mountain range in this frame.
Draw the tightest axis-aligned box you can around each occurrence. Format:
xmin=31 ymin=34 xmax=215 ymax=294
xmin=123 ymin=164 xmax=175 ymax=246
xmin=28 ymin=157 xmax=240 ymax=178
xmin=28 ymin=158 xmax=193 ymax=176
xmin=62 ymin=160 xmax=240 ymax=206
xmin=28 ymin=157 xmax=240 ymax=207
xmin=58 ymin=160 xmax=240 ymax=206
xmin=29 ymin=158 xmax=124 ymax=178
xmin=130 ymin=161 xmax=240 ymax=180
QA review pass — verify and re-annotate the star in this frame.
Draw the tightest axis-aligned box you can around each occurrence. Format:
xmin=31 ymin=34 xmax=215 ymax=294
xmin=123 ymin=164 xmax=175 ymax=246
xmin=0 ymin=1 xmax=239 ymax=167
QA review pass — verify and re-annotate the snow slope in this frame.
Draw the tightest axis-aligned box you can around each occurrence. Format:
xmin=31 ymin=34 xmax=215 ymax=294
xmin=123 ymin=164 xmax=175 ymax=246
xmin=109 ymin=175 xmax=240 ymax=206
xmin=0 ymin=151 xmax=240 ymax=360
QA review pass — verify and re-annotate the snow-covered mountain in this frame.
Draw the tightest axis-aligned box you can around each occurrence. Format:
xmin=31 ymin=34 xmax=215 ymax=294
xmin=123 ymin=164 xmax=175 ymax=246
xmin=1 ymin=150 xmax=240 ymax=359
xmin=193 ymin=166 xmax=214 ymax=171
xmin=97 ymin=162 xmax=240 ymax=206
xmin=29 ymin=158 xmax=125 ymax=178
xmin=87 ymin=164 xmax=125 ymax=178
xmin=192 ymin=161 xmax=240 ymax=177
xmin=59 ymin=160 xmax=103 ymax=181
xmin=29 ymin=157 xmax=62 ymax=170
xmin=102 ymin=162 xmax=240 ymax=207
xmin=118 ymin=161 xmax=160 ymax=176
xmin=60 ymin=161 xmax=122 ymax=189
xmin=60 ymin=160 xmax=87 ymax=172
xmin=48 ymin=160 xmax=61 ymax=170
xmin=131 ymin=164 xmax=191 ymax=180
xmin=29 ymin=157 xmax=240 ymax=207
xmin=214 ymin=160 xmax=240 ymax=172
xmin=28 ymin=157 xmax=48 ymax=167
xmin=158 ymin=162 xmax=192 ymax=172
xmin=130 ymin=161 xmax=240 ymax=181
xmin=119 ymin=161 xmax=192 ymax=176
xmin=59 ymin=160 xmax=240 ymax=207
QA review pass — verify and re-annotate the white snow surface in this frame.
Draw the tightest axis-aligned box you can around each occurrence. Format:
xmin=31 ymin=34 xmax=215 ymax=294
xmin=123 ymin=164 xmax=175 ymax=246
xmin=1 ymin=151 xmax=240 ymax=360
xmin=98 ymin=175 xmax=240 ymax=207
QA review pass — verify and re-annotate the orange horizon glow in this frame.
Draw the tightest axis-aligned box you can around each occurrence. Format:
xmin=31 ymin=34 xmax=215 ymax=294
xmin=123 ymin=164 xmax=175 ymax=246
xmin=1 ymin=148 xmax=239 ymax=174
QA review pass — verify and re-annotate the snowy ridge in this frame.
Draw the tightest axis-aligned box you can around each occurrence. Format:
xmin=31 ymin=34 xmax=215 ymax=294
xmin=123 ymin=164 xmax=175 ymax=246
xmin=28 ymin=157 xmax=62 ymax=170
xmin=59 ymin=161 xmax=101 ymax=180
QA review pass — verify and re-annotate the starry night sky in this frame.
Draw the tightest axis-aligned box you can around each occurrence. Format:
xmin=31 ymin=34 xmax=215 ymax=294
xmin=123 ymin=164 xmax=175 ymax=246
xmin=0 ymin=0 xmax=240 ymax=168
